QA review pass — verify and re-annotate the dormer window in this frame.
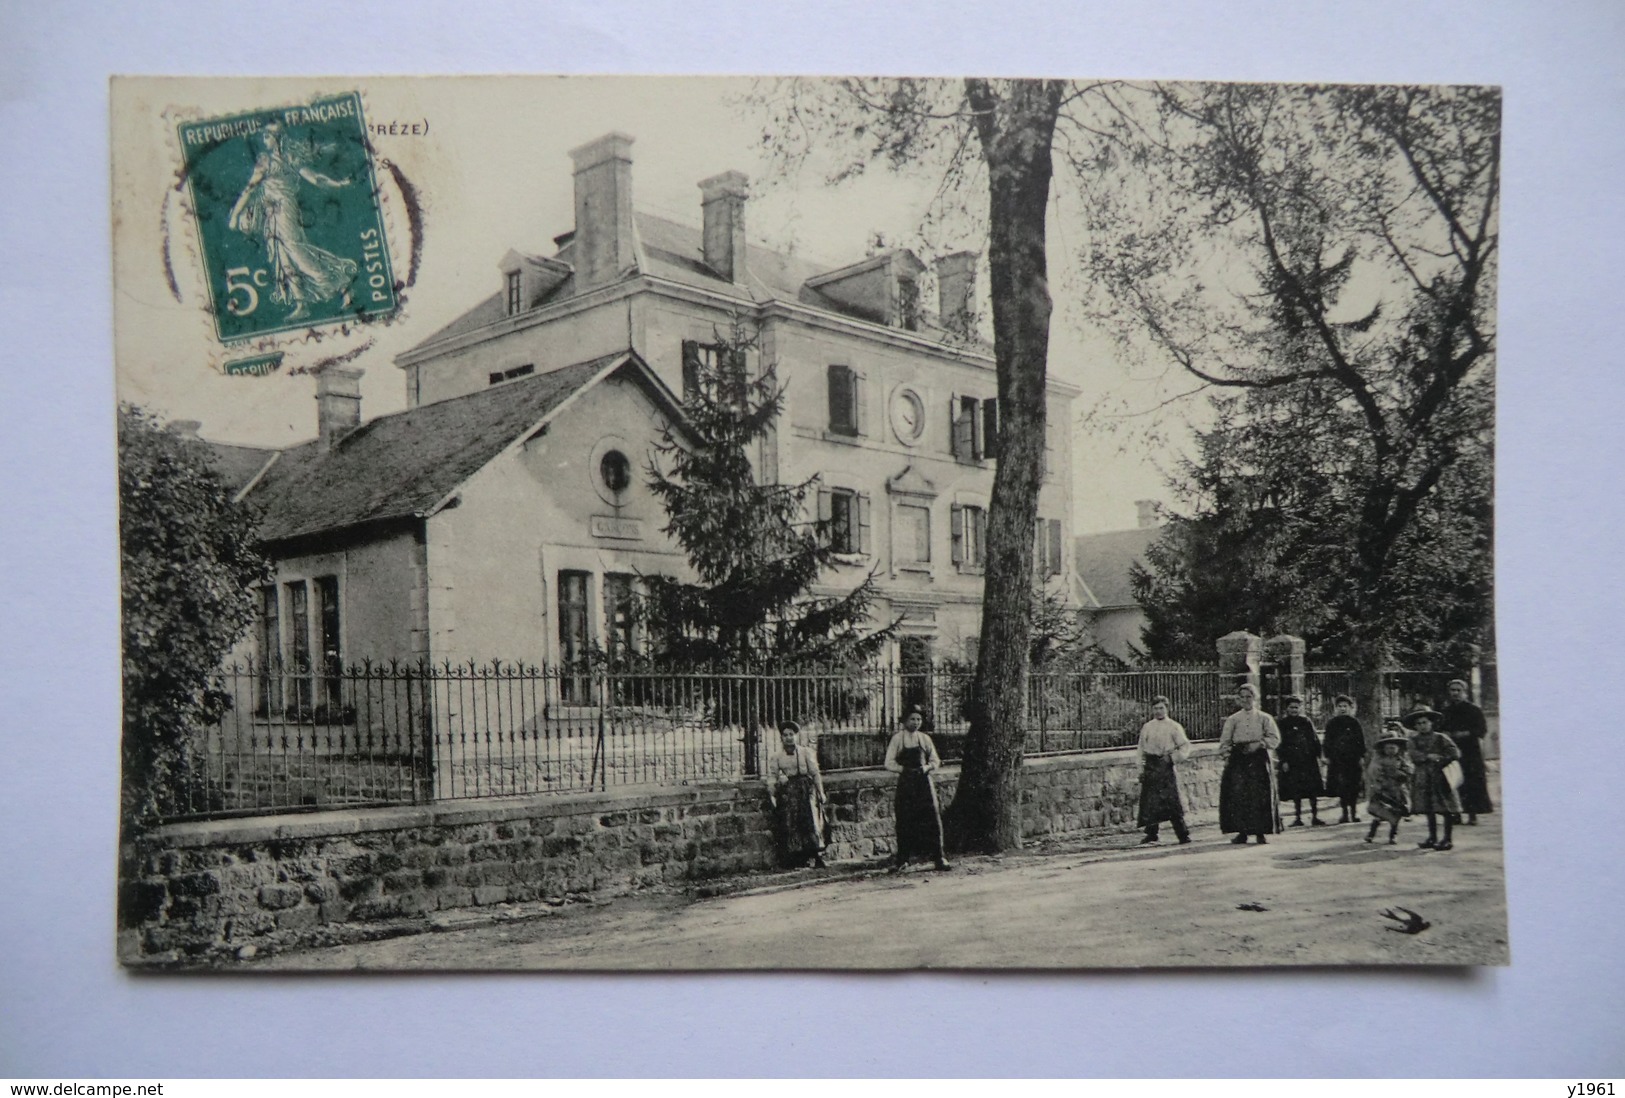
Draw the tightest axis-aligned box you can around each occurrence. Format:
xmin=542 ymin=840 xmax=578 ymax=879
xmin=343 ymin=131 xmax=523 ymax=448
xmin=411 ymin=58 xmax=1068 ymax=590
xmin=897 ymin=275 xmax=921 ymax=332
xmin=506 ymin=270 xmax=522 ymax=316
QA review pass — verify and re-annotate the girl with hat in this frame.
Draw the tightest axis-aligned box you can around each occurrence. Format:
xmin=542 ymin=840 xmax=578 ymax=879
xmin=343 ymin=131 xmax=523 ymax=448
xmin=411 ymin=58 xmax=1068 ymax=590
xmin=1404 ymin=707 xmax=1463 ymax=851
xmin=1364 ymin=721 xmax=1415 ymax=844
xmin=766 ymin=721 xmax=828 ymax=869
xmin=883 ymin=705 xmax=951 ymax=872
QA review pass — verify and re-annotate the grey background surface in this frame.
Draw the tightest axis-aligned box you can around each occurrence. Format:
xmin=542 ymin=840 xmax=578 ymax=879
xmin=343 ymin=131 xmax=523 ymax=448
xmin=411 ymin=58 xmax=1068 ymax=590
xmin=2 ymin=0 xmax=1621 ymax=1077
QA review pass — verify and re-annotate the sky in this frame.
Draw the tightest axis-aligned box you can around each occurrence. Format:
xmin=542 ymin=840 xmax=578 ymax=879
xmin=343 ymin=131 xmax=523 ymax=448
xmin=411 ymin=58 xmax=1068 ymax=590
xmin=111 ymin=75 xmax=1171 ymax=534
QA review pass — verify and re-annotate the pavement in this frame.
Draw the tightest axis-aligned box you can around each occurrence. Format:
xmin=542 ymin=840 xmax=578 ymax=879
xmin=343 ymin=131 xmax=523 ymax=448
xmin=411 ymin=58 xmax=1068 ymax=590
xmin=243 ymin=772 xmax=1508 ymax=970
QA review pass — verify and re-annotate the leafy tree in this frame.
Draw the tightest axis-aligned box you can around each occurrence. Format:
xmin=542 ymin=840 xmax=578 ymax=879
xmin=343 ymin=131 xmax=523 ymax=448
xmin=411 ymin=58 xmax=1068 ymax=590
xmin=1079 ymin=83 xmax=1498 ymax=710
xmin=756 ymin=77 xmax=1072 ymax=851
xmin=119 ymin=404 xmax=269 ymax=831
xmin=642 ymin=324 xmax=894 ymax=670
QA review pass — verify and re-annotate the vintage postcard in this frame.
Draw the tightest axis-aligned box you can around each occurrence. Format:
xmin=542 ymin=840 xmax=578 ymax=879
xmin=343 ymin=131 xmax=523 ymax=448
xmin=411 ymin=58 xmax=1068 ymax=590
xmin=112 ymin=76 xmax=1505 ymax=969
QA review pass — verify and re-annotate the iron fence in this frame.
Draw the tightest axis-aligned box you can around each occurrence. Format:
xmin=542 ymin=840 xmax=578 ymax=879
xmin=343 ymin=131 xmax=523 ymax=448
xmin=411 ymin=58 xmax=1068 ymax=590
xmin=164 ymin=658 xmax=1451 ymax=822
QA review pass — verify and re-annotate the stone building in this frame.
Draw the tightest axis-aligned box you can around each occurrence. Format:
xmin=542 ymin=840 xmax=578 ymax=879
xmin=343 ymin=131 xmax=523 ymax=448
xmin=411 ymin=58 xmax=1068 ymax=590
xmin=222 ymin=131 xmax=1081 ymax=683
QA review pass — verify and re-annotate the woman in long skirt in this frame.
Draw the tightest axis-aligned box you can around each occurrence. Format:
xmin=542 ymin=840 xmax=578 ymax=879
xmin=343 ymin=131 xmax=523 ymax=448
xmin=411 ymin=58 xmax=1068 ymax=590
xmin=884 ymin=706 xmax=951 ymax=872
xmin=1440 ymin=679 xmax=1493 ymax=823
xmin=1218 ymin=683 xmax=1282 ymax=844
xmin=1275 ymin=694 xmax=1326 ymax=826
xmin=1136 ymin=695 xmax=1192 ymax=844
xmin=767 ymin=722 xmax=827 ymax=869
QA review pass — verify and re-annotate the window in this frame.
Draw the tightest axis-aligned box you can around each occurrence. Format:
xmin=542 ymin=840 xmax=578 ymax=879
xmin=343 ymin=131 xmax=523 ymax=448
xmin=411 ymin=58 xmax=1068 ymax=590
xmin=1034 ymin=518 xmax=1064 ymax=577
xmin=951 ymin=504 xmax=987 ymax=571
xmin=897 ymin=276 xmax=921 ymax=331
xmin=819 ymin=487 xmax=871 ymax=555
xmin=506 ymin=270 xmax=522 ymax=316
xmin=605 ymin=573 xmax=638 ymax=663
xmin=599 ymin=450 xmax=631 ymax=495
xmin=488 ymin=363 xmax=535 ymax=386
xmin=256 ymin=585 xmax=281 ymax=714
xmin=898 ymin=503 xmax=931 ymax=565
xmin=558 ymin=570 xmax=591 ymax=704
xmin=830 ymin=489 xmax=856 ymax=553
xmin=682 ymin=340 xmax=747 ymax=406
xmin=285 ymin=580 xmax=312 ymax=712
xmin=951 ymin=395 xmax=997 ymax=462
xmin=827 ymin=364 xmax=859 ymax=436
xmin=315 ymin=575 xmax=342 ymax=711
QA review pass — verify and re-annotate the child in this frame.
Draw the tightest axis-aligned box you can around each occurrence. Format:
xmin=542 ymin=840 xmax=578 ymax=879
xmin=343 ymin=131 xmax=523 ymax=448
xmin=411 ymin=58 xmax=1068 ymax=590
xmin=1404 ymin=707 xmax=1463 ymax=851
xmin=1364 ymin=724 xmax=1415 ymax=844
xmin=1322 ymin=694 xmax=1368 ymax=823
xmin=1276 ymin=694 xmax=1326 ymax=826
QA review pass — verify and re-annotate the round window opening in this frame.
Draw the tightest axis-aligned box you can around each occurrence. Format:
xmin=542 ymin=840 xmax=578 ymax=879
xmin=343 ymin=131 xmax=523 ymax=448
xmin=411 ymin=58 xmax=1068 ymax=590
xmin=600 ymin=450 xmax=632 ymax=494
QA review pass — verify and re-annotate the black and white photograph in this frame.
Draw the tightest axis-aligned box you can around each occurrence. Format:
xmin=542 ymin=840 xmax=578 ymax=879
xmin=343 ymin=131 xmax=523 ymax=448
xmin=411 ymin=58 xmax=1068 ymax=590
xmin=108 ymin=74 xmax=1510 ymax=970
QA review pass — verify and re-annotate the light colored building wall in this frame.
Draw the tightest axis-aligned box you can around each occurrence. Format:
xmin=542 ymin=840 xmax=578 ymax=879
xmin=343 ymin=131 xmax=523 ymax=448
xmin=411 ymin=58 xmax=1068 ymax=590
xmin=426 ymin=374 xmax=691 ymax=668
xmin=406 ymin=296 xmax=634 ymax=407
xmin=1087 ymin=606 xmax=1149 ymax=662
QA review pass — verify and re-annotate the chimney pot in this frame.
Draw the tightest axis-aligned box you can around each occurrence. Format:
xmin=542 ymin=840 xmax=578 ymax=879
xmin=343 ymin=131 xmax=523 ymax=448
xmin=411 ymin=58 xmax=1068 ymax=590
xmin=699 ymin=170 xmax=749 ymax=284
xmin=935 ymin=251 xmax=978 ymax=336
xmin=1135 ymin=499 xmax=1159 ymax=529
xmin=316 ymin=367 xmax=364 ymax=450
xmin=568 ymin=133 xmax=637 ymax=290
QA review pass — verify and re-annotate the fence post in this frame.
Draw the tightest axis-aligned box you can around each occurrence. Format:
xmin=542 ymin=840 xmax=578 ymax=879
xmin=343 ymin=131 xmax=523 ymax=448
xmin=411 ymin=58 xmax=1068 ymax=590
xmin=593 ymin=667 xmax=609 ymax=791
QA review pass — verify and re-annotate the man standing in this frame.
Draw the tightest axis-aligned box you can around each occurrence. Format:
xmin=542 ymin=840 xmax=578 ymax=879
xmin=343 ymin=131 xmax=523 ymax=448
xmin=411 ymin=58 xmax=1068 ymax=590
xmin=1219 ymin=683 xmax=1282 ymax=845
xmin=1439 ymin=678 xmax=1493 ymax=824
xmin=1136 ymin=695 xmax=1193 ymax=845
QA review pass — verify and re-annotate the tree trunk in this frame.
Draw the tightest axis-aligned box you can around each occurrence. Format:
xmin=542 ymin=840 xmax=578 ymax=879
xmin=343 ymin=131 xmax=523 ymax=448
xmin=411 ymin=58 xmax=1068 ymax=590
xmin=945 ymin=80 xmax=1065 ymax=854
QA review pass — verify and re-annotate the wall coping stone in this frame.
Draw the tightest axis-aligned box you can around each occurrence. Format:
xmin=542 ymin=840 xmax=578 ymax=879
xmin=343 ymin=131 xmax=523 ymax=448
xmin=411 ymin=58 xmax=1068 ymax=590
xmin=140 ymin=744 xmax=1223 ymax=850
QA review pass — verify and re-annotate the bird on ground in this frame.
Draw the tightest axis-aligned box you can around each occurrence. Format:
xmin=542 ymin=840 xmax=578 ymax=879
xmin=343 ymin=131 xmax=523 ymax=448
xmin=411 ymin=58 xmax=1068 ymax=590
xmin=1380 ymin=907 xmax=1431 ymax=934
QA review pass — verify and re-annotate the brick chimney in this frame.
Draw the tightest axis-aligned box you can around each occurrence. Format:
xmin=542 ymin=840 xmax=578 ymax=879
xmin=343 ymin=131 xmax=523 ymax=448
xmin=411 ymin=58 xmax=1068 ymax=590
xmin=699 ymin=170 xmax=749 ymax=284
xmin=935 ymin=251 xmax=977 ymax=336
xmin=316 ymin=367 xmax=363 ymax=450
xmin=1136 ymin=499 xmax=1159 ymax=529
xmin=568 ymin=133 xmax=637 ymax=291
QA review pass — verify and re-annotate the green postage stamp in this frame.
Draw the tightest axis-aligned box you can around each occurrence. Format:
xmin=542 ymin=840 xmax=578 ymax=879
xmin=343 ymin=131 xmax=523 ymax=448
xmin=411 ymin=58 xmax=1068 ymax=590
xmin=178 ymin=92 xmax=397 ymax=342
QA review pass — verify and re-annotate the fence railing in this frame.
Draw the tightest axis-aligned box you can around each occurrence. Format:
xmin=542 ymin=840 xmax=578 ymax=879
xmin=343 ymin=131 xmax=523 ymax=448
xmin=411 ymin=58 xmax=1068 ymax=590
xmin=166 ymin=659 xmax=1461 ymax=822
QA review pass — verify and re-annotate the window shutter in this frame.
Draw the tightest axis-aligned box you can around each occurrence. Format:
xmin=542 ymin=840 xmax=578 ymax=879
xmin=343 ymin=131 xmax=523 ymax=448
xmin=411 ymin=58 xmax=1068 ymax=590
xmin=828 ymin=365 xmax=856 ymax=435
xmin=972 ymin=507 xmax=987 ymax=566
xmin=1034 ymin=518 xmax=1045 ymax=572
xmin=1048 ymin=519 xmax=1063 ymax=577
xmin=950 ymin=503 xmax=965 ymax=565
xmin=681 ymin=340 xmax=701 ymax=402
xmin=853 ymin=370 xmax=867 ymax=436
xmin=857 ymin=492 xmax=873 ymax=555
xmin=983 ymin=398 xmax=1000 ymax=460
xmin=952 ymin=398 xmax=975 ymax=461
xmin=817 ymin=486 xmax=833 ymax=527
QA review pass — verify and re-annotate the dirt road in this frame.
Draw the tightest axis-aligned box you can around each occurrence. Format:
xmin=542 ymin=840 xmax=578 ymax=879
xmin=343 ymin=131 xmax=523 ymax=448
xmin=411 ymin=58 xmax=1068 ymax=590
xmin=248 ymin=804 xmax=1509 ymax=970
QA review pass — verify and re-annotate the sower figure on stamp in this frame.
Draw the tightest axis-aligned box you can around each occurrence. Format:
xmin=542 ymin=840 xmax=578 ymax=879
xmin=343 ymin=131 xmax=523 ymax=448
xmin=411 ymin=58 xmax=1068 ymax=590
xmin=1276 ymin=694 xmax=1326 ymax=827
xmin=1322 ymin=694 xmax=1368 ymax=824
xmin=766 ymin=721 xmax=827 ymax=869
xmin=1405 ymin=708 xmax=1463 ymax=851
xmin=1218 ymin=683 xmax=1282 ymax=845
xmin=1440 ymin=678 xmax=1493 ymax=824
xmin=1136 ymin=695 xmax=1192 ymax=845
xmin=884 ymin=705 xmax=951 ymax=873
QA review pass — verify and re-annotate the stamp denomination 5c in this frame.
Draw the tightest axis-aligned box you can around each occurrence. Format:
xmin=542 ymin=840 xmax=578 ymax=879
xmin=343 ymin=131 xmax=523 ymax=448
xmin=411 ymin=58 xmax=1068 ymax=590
xmin=178 ymin=92 xmax=397 ymax=343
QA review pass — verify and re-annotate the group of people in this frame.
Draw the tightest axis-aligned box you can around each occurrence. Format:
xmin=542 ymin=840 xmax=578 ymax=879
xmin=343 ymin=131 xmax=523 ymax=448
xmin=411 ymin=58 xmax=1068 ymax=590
xmin=767 ymin=705 xmax=951 ymax=875
xmin=764 ymin=679 xmax=1492 ymax=871
xmin=1135 ymin=678 xmax=1494 ymax=852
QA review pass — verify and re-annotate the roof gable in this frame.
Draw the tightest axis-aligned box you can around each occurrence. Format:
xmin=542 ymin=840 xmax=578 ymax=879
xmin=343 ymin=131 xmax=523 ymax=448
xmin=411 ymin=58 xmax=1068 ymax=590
xmin=1074 ymin=526 xmax=1164 ymax=609
xmin=248 ymin=351 xmax=677 ymax=543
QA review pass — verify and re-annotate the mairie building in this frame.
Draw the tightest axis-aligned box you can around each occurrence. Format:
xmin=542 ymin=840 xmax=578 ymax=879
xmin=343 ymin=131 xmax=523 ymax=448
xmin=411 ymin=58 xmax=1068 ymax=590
xmin=214 ymin=132 xmax=1082 ymax=690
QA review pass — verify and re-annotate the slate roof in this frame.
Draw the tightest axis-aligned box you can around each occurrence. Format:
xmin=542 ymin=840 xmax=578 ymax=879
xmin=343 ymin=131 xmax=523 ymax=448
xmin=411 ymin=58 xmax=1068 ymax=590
xmin=1073 ymin=526 xmax=1164 ymax=610
xmin=245 ymin=351 xmax=653 ymax=544
xmin=405 ymin=212 xmax=990 ymax=357
xmin=200 ymin=440 xmax=278 ymax=494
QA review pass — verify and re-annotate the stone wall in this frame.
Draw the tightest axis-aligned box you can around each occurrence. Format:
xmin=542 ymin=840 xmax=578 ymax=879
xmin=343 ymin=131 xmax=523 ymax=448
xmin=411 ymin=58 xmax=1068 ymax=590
xmin=120 ymin=744 xmax=1224 ymax=964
